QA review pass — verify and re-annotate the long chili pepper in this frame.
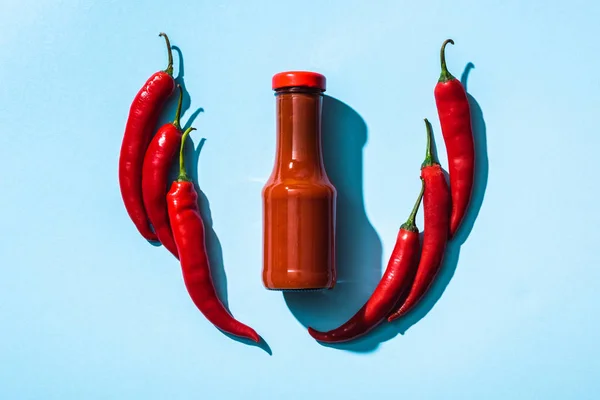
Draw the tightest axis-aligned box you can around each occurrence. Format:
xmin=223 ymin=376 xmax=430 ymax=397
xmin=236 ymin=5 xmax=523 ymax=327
xmin=167 ymin=130 xmax=260 ymax=342
xmin=308 ymin=184 xmax=424 ymax=343
xmin=434 ymin=39 xmax=474 ymax=237
xmin=142 ymin=85 xmax=185 ymax=258
xmin=388 ymin=119 xmax=450 ymax=321
xmin=119 ymin=33 xmax=176 ymax=242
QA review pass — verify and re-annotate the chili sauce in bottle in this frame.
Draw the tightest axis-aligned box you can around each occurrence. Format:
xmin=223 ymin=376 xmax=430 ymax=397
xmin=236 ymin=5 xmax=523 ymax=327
xmin=262 ymin=71 xmax=337 ymax=291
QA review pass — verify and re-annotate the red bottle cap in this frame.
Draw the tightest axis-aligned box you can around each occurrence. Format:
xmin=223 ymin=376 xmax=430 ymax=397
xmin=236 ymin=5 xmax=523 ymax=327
xmin=272 ymin=71 xmax=326 ymax=91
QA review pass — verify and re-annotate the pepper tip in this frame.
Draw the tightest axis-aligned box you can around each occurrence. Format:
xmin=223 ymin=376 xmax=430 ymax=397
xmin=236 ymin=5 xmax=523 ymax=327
xmin=307 ymin=327 xmax=326 ymax=341
xmin=387 ymin=308 xmax=406 ymax=322
xmin=250 ymin=331 xmax=261 ymax=343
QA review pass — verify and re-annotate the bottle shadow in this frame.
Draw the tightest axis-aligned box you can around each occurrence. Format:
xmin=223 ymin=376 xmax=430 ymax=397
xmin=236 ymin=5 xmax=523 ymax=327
xmin=184 ymin=137 xmax=271 ymax=354
xmin=387 ymin=62 xmax=489 ymax=333
xmin=283 ymin=96 xmax=384 ymax=352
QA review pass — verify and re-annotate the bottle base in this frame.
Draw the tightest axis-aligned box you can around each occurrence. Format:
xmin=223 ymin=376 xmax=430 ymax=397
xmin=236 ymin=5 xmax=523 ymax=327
xmin=264 ymin=287 xmax=332 ymax=292
xmin=262 ymin=268 xmax=336 ymax=292
xmin=262 ymin=279 xmax=336 ymax=292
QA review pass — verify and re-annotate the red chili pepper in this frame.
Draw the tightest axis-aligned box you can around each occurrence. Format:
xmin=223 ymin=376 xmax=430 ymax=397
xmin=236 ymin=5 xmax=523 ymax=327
xmin=119 ymin=33 xmax=176 ymax=242
xmin=434 ymin=39 xmax=475 ymax=237
xmin=388 ymin=119 xmax=450 ymax=321
xmin=307 ymin=184 xmax=423 ymax=343
xmin=142 ymin=85 xmax=185 ymax=259
xmin=167 ymin=130 xmax=260 ymax=342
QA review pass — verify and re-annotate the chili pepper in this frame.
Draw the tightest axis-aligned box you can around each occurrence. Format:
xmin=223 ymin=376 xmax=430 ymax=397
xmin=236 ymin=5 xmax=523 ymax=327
xmin=307 ymin=184 xmax=423 ymax=343
xmin=167 ymin=129 xmax=260 ymax=342
xmin=434 ymin=39 xmax=475 ymax=237
xmin=142 ymin=85 xmax=185 ymax=258
xmin=388 ymin=119 xmax=450 ymax=321
xmin=119 ymin=32 xmax=176 ymax=242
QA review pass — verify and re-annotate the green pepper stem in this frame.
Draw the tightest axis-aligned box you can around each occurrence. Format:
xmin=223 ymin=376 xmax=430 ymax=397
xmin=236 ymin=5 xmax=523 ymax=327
xmin=173 ymin=85 xmax=183 ymax=130
xmin=400 ymin=180 xmax=425 ymax=232
xmin=177 ymin=127 xmax=196 ymax=182
xmin=439 ymin=38 xmax=455 ymax=83
xmin=422 ymin=118 xmax=439 ymax=168
xmin=159 ymin=32 xmax=174 ymax=76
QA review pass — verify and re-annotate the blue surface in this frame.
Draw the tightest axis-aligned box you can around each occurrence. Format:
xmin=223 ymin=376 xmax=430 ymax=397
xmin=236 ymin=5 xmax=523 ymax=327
xmin=1 ymin=0 xmax=599 ymax=398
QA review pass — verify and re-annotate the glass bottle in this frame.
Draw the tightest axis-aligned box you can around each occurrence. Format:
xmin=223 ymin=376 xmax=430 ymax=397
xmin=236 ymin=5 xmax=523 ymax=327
xmin=262 ymin=71 xmax=337 ymax=290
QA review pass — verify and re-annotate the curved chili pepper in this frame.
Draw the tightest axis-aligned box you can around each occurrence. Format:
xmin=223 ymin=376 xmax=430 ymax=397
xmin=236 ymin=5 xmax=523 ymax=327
xmin=388 ymin=119 xmax=450 ymax=321
xmin=142 ymin=85 xmax=185 ymax=258
xmin=119 ymin=33 xmax=176 ymax=242
xmin=434 ymin=39 xmax=475 ymax=237
xmin=307 ymin=184 xmax=423 ymax=343
xmin=167 ymin=130 xmax=260 ymax=342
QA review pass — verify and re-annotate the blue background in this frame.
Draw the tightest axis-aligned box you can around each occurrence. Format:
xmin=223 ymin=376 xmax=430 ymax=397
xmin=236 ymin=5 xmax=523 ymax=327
xmin=1 ymin=0 xmax=599 ymax=398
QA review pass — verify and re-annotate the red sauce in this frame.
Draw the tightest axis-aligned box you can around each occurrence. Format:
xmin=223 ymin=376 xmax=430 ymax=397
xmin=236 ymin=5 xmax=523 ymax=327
xmin=262 ymin=72 xmax=337 ymax=290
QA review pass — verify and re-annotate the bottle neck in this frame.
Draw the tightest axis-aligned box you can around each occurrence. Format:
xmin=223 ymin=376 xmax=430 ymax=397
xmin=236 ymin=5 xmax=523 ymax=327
xmin=273 ymin=88 xmax=325 ymax=180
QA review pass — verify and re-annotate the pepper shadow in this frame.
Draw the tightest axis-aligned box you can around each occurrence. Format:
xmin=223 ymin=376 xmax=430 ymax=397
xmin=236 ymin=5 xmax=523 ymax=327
xmin=183 ymin=138 xmax=228 ymax=308
xmin=150 ymin=45 xmax=202 ymax=248
xmin=283 ymin=96 xmax=384 ymax=352
xmin=386 ymin=61 xmax=488 ymax=334
xmin=154 ymin=45 xmax=199 ymax=130
xmin=184 ymin=137 xmax=271 ymax=353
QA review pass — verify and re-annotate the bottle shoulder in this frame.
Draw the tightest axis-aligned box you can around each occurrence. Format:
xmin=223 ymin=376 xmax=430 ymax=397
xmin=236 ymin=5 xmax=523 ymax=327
xmin=262 ymin=178 xmax=336 ymax=198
